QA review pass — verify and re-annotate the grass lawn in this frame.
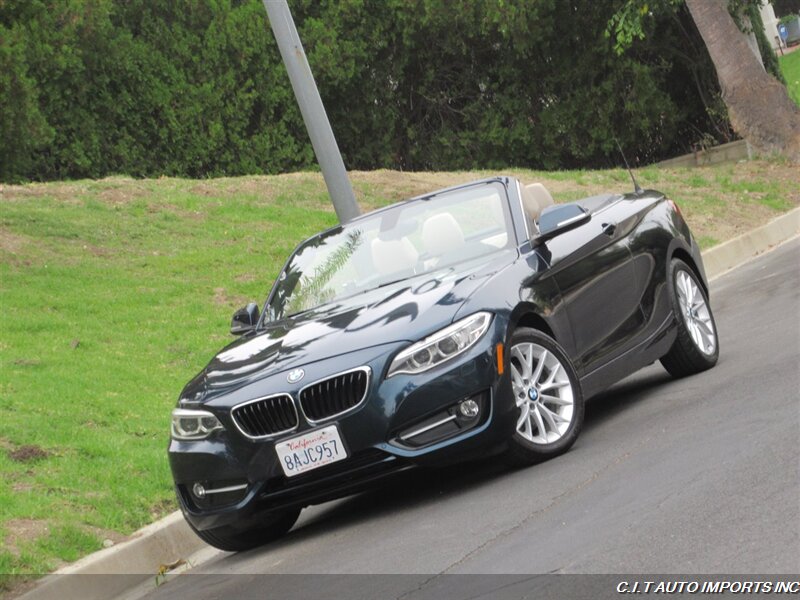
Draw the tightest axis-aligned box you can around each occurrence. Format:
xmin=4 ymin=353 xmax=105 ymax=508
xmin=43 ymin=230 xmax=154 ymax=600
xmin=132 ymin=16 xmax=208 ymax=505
xmin=780 ymin=48 xmax=800 ymax=106
xmin=1 ymin=161 xmax=798 ymax=588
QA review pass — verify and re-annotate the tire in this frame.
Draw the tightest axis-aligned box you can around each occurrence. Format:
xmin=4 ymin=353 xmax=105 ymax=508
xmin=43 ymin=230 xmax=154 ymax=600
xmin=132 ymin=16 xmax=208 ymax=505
xmin=660 ymin=258 xmax=719 ymax=378
xmin=187 ymin=507 xmax=300 ymax=552
xmin=504 ymin=327 xmax=584 ymax=466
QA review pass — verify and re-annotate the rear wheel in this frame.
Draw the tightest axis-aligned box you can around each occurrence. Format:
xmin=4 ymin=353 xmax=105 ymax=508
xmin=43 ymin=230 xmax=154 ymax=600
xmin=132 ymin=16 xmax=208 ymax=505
xmin=187 ymin=507 xmax=300 ymax=552
xmin=504 ymin=328 xmax=584 ymax=466
xmin=660 ymin=259 xmax=719 ymax=377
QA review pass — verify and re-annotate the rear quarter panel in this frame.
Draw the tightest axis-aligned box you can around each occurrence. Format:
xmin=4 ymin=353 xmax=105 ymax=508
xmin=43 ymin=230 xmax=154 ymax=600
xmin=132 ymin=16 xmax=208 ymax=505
xmin=626 ymin=192 xmax=700 ymax=342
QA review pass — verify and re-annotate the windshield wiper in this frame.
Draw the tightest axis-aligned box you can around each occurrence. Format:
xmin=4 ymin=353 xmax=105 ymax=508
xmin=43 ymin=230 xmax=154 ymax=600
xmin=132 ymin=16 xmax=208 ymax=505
xmin=371 ymin=276 xmax=412 ymax=291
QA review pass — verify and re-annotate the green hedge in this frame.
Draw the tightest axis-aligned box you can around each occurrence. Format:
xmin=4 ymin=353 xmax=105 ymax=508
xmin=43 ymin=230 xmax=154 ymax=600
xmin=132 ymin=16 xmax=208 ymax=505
xmin=1 ymin=0 xmax=730 ymax=182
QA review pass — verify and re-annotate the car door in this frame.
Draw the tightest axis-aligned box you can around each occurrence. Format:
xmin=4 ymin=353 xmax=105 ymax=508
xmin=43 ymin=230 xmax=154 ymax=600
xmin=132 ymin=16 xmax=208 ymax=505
xmin=536 ymin=199 xmax=645 ymax=377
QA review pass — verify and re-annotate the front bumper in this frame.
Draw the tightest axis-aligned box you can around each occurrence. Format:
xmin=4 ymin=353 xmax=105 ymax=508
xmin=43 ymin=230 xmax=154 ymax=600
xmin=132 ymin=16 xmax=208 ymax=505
xmin=169 ymin=322 xmax=517 ymax=531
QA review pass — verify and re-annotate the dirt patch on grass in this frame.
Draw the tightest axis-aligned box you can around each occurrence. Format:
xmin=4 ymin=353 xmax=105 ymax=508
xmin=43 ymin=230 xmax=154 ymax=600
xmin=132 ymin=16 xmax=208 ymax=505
xmin=3 ymin=519 xmax=51 ymax=557
xmin=144 ymin=201 xmax=207 ymax=222
xmin=190 ymin=176 xmax=283 ymax=202
xmin=148 ymin=498 xmax=177 ymax=522
xmin=663 ymin=163 xmax=799 ymax=244
xmin=2 ymin=228 xmax=116 ymax=271
xmin=0 ymin=438 xmax=51 ymax=464
xmin=0 ymin=228 xmax=33 ymax=255
xmin=4 ymin=467 xmax=39 ymax=493
xmin=681 ymin=194 xmax=778 ymax=245
xmin=12 ymin=358 xmax=42 ymax=367
xmin=1 ymin=176 xmax=151 ymax=207
xmin=732 ymin=161 xmax=800 ymax=204
xmin=83 ymin=524 xmax=127 ymax=547
xmin=95 ymin=180 xmax=152 ymax=206
xmin=2 ymin=182 xmax=90 ymax=206
xmin=8 ymin=445 xmax=51 ymax=463
xmin=234 ymin=272 xmax=257 ymax=283
xmin=212 ymin=287 xmax=248 ymax=308
xmin=76 ymin=242 xmax=111 ymax=258
xmin=190 ymin=173 xmax=339 ymax=211
xmin=12 ymin=482 xmax=36 ymax=493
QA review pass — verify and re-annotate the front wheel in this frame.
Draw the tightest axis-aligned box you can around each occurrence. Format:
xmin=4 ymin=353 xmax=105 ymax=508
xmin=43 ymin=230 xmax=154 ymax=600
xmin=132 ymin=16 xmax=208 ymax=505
xmin=660 ymin=258 xmax=719 ymax=378
xmin=504 ymin=328 xmax=584 ymax=466
xmin=187 ymin=507 xmax=300 ymax=552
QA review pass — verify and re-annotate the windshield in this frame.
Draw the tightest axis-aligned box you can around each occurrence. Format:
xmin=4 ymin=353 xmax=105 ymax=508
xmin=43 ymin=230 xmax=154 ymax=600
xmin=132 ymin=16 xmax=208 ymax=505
xmin=266 ymin=181 xmax=514 ymax=321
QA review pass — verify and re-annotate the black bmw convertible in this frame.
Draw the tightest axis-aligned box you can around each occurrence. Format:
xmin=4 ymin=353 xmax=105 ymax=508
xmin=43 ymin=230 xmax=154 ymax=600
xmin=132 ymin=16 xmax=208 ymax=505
xmin=168 ymin=176 xmax=719 ymax=551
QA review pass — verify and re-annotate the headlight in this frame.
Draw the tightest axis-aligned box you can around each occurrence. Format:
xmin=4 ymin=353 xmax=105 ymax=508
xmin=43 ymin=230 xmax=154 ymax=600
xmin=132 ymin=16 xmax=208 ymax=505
xmin=171 ymin=408 xmax=224 ymax=441
xmin=387 ymin=312 xmax=492 ymax=377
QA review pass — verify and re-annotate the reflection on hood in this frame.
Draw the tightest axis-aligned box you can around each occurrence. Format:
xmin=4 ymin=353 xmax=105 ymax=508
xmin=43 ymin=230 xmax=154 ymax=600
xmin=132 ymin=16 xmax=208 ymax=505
xmin=186 ymin=250 xmax=515 ymax=399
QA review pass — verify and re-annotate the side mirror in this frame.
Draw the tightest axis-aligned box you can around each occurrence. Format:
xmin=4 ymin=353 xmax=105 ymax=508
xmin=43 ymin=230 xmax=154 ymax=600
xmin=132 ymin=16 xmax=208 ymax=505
xmin=534 ymin=203 xmax=590 ymax=245
xmin=230 ymin=302 xmax=260 ymax=335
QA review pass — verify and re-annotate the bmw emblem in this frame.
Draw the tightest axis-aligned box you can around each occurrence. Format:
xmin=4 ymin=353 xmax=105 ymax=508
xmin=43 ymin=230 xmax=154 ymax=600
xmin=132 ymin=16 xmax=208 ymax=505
xmin=528 ymin=388 xmax=538 ymax=401
xmin=287 ymin=368 xmax=305 ymax=384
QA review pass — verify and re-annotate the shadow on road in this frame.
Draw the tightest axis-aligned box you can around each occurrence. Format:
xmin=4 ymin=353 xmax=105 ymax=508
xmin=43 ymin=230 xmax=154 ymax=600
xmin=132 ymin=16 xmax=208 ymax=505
xmin=584 ymin=367 xmax=674 ymax=428
xmin=224 ymin=367 xmax=676 ymax=564
xmin=226 ymin=458 xmax=512 ymax=564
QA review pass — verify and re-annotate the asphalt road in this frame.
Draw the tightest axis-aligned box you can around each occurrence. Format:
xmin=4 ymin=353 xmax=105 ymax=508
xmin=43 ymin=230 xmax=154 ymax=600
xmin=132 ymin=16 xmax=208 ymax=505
xmin=143 ymin=239 xmax=800 ymax=598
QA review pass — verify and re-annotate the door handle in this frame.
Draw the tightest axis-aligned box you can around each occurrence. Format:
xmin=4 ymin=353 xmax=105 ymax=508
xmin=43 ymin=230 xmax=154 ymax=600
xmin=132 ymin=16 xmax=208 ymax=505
xmin=602 ymin=222 xmax=617 ymax=236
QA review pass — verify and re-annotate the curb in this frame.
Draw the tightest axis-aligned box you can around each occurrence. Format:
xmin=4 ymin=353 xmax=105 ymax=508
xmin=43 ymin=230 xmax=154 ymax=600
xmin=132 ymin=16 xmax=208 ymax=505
xmin=16 ymin=513 xmax=208 ymax=600
xmin=15 ymin=205 xmax=800 ymax=600
xmin=701 ymin=207 xmax=800 ymax=280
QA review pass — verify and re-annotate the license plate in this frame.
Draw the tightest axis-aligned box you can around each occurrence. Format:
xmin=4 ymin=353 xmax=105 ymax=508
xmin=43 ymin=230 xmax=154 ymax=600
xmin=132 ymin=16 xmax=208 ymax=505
xmin=275 ymin=425 xmax=347 ymax=477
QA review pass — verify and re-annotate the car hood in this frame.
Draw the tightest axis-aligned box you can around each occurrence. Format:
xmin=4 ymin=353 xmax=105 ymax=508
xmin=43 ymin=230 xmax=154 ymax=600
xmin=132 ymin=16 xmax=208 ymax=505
xmin=182 ymin=250 xmax=516 ymax=401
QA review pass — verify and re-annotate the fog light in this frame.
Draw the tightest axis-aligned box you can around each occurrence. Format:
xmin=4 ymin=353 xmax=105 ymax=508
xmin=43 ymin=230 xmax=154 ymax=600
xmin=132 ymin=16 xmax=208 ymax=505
xmin=459 ymin=399 xmax=480 ymax=418
xmin=192 ymin=483 xmax=206 ymax=499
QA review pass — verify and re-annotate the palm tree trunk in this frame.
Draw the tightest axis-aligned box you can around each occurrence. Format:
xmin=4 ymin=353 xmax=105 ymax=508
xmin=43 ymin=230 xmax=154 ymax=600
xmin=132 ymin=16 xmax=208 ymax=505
xmin=686 ymin=0 xmax=800 ymax=162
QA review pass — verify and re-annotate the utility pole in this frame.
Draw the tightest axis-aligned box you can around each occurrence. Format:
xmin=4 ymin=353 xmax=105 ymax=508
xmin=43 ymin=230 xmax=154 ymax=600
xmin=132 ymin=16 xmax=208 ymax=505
xmin=262 ymin=0 xmax=361 ymax=224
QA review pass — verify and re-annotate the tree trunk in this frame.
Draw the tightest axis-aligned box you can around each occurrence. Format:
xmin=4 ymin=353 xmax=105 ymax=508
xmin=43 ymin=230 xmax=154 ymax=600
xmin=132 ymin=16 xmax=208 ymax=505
xmin=686 ymin=0 xmax=800 ymax=162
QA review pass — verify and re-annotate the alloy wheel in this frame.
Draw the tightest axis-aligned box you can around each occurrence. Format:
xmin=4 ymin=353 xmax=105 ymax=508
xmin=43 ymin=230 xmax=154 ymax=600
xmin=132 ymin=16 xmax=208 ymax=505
xmin=676 ymin=270 xmax=716 ymax=356
xmin=509 ymin=342 xmax=574 ymax=445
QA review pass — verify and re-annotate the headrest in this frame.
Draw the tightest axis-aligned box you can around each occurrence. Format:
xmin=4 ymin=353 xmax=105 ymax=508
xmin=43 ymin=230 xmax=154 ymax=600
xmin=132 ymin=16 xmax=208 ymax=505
xmin=522 ymin=183 xmax=555 ymax=221
xmin=371 ymin=237 xmax=419 ymax=275
xmin=421 ymin=213 xmax=465 ymax=256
